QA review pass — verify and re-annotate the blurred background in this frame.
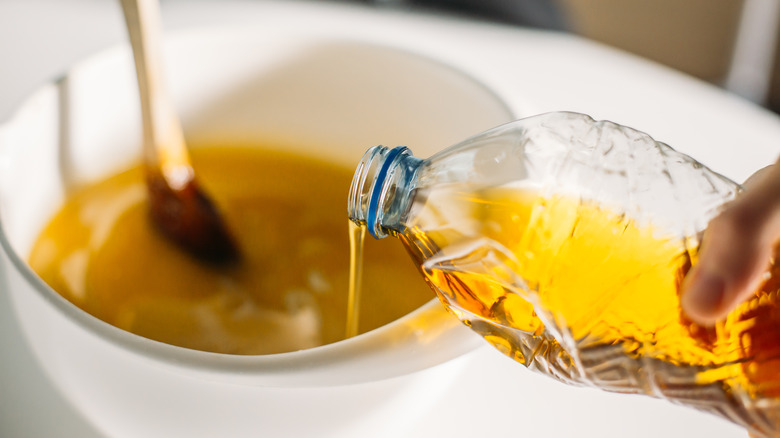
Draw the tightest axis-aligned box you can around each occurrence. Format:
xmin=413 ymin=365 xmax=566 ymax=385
xmin=1 ymin=0 xmax=778 ymax=115
xmin=362 ymin=0 xmax=780 ymax=111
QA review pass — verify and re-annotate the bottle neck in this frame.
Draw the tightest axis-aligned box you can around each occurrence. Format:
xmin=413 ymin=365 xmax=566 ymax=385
xmin=348 ymin=146 xmax=423 ymax=239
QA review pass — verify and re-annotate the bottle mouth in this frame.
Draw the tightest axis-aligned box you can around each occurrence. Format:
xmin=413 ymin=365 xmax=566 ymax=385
xmin=347 ymin=146 xmax=410 ymax=239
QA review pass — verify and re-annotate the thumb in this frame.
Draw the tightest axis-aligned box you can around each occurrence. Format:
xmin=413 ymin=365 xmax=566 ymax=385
xmin=681 ymin=163 xmax=780 ymax=325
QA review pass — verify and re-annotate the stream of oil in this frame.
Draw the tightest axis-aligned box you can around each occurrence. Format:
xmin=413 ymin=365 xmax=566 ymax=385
xmin=346 ymin=221 xmax=367 ymax=338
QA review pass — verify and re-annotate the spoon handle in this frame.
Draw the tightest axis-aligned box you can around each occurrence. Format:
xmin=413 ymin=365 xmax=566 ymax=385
xmin=120 ymin=0 xmax=190 ymax=177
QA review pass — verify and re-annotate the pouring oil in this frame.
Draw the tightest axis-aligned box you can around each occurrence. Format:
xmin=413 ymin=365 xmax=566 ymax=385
xmin=346 ymin=221 xmax=367 ymax=338
xmin=347 ymin=113 xmax=780 ymax=436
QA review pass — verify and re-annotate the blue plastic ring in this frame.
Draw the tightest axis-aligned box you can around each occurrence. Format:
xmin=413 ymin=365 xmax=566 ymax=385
xmin=367 ymin=146 xmax=408 ymax=239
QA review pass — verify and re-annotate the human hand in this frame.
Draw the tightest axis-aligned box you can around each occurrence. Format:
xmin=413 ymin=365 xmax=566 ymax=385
xmin=681 ymin=160 xmax=780 ymax=325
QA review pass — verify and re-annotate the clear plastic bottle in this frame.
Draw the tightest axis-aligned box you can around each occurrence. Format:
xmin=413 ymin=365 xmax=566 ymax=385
xmin=347 ymin=112 xmax=780 ymax=436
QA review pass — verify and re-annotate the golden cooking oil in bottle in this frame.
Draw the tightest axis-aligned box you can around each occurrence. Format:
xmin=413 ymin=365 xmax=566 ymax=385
xmin=347 ymin=112 xmax=780 ymax=437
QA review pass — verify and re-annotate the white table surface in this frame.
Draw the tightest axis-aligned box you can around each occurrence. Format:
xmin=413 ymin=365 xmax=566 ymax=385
xmin=1 ymin=1 xmax=777 ymax=437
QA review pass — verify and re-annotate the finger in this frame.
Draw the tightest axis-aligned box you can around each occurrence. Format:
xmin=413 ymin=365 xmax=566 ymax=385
xmin=681 ymin=163 xmax=780 ymax=325
xmin=743 ymin=165 xmax=773 ymax=189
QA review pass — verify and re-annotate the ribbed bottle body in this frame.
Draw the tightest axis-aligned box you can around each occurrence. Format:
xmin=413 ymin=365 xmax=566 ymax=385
xmin=349 ymin=112 xmax=780 ymax=436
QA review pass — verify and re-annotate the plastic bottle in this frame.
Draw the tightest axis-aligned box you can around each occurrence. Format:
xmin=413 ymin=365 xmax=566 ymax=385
xmin=347 ymin=112 xmax=780 ymax=437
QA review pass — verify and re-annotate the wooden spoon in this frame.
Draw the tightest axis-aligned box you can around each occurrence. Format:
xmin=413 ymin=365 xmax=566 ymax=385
xmin=120 ymin=0 xmax=238 ymax=262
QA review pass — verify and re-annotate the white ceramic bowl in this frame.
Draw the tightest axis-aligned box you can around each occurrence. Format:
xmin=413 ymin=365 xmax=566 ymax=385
xmin=0 ymin=27 xmax=513 ymax=437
